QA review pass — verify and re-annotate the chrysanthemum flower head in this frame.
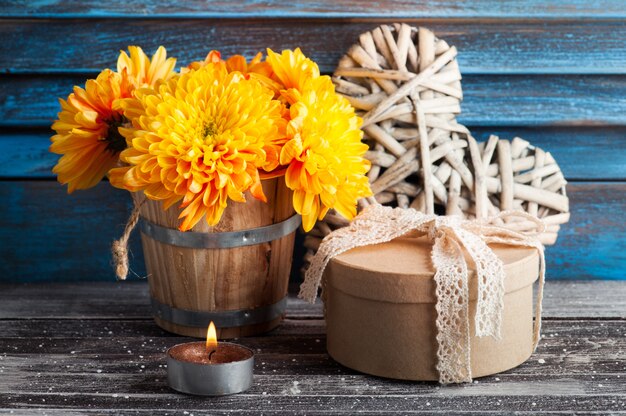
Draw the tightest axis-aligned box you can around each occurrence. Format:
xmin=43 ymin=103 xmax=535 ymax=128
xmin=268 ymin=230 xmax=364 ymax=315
xmin=266 ymin=48 xmax=320 ymax=92
xmin=277 ymin=75 xmax=372 ymax=231
xmin=262 ymin=48 xmax=372 ymax=231
xmin=109 ymin=62 xmax=285 ymax=231
xmin=117 ymin=45 xmax=177 ymax=90
xmin=186 ymin=51 xmax=289 ymax=174
xmin=51 ymin=45 xmax=371 ymax=233
xmin=50 ymin=46 xmax=176 ymax=193
xmin=186 ymin=50 xmax=280 ymax=94
xmin=50 ymin=69 xmax=130 ymax=193
xmin=185 ymin=50 xmax=222 ymax=72
xmin=186 ymin=50 xmax=272 ymax=78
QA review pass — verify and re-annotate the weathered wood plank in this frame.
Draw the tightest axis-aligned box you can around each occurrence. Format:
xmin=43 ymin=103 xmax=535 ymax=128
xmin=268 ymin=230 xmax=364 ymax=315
xmin=4 ymin=74 xmax=626 ymax=127
xmin=3 ymin=20 xmax=626 ymax=75
xmin=1 ymin=319 xmax=624 ymax=351
xmin=0 ymin=181 xmax=623 ymax=282
xmin=2 ymin=368 xmax=626 ymax=397
xmin=1 ymin=394 xmax=623 ymax=414
xmin=0 ymin=411 xmax=621 ymax=416
xmin=0 ymin=133 xmax=56 ymax=178
xmin=553 ymin=183 xmax=626 ymax=280
xmin=541 ymin=281 xmax=626 ymax=318
xmin=0 ymin=388 xmax=624 ymax=413
xmin=0 ymin=320 xmax=624 ymax=412
xmin=1 ymin=318 xmax=625 ymax=358
xmin=0 ymin=285 xmax=624 ymax=414
xmin=2 ymin=0 xmax=626 ymax=19
xmin=470 ymin=126 xmax=626 ymax=181
xmin=0 ymin=181 xmax=145 ymax=282
xmin=0 ymin=412 xmax=621 ymax=416
xmin=0 ymin=281 xmax=624 ymax=321
xmin=4 ymin=127 xmax=625 ymax=180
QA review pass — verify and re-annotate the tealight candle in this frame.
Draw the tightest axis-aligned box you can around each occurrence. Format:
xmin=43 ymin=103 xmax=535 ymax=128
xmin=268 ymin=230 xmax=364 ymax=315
xmin=166 ymin=321 xmax=254 ymax=396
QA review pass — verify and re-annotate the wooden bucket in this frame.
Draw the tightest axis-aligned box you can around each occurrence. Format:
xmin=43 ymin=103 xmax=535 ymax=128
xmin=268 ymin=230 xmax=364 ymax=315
xmin=134 ymin=178 xmax=298 ymax=338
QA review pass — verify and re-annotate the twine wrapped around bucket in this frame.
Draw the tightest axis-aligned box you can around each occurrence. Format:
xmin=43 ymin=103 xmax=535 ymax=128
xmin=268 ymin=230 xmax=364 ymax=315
xmin=300 ymin=204 xmax=546 ymax=384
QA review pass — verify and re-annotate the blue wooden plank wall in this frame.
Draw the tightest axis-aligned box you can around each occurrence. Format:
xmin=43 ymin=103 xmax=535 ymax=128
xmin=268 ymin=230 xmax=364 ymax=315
xmin=0 ymin=0 xmax=624 ymax=282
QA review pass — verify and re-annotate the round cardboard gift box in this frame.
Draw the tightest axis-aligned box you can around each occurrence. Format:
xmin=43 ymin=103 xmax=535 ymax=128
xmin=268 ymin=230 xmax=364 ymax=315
xmin=324 ymin=235 xmax=539 ymax=381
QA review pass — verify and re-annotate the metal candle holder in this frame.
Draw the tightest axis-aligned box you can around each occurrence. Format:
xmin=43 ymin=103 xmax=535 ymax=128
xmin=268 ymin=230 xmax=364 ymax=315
xmin=166 ymin=341 xmax=254 ymax=396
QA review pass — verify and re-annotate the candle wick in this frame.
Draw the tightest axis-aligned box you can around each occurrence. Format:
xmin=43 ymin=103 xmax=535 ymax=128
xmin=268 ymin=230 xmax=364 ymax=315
xmin=208 ymin=349 xmax=216 ymax=362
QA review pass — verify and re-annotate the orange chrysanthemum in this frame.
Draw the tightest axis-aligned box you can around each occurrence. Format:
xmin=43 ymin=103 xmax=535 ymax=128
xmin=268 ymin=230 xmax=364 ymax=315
xmin=264 ymin=48 xmax=372 ymax=231
xmin=187 ymin=50 xmax=271 ymax=77
xmin=109 ymin=63 xmax=284 ymax=231
xmin=117 ymin=46 xmax=177 ymax=90
xmin=50 ymin=46 xmax=176 ymax=193
xmin=50 ymin=69 xmax=130 ymax=193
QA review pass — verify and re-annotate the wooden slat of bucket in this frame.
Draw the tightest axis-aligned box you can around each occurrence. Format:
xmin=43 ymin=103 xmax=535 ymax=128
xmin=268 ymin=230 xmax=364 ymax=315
xmin=134 ymin=178 xmax=294 ymax=339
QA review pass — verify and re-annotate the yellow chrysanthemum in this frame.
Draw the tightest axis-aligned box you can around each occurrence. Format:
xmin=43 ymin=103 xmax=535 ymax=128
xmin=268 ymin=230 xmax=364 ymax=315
xmin=278 ymin=76 xmax=372 ymax=231
xmin=266 ymin=48 xmax=320 ymax=92
xmin=109 ymin=63 xmax=284 ymax=231
xmin=117 ymin=46 xmax=177 ymax=89
xmin=50 ymin=46 xmax=176 ymax=193
xmin=263 ymin=48 xmax=372 ymax=230
xmin=185 ymin=51 xmax=287 ymax=173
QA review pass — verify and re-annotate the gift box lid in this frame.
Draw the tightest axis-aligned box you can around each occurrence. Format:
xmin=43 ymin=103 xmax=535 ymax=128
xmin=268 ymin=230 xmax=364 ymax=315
xmin=327 ymin=234 xmax=539 ymax=304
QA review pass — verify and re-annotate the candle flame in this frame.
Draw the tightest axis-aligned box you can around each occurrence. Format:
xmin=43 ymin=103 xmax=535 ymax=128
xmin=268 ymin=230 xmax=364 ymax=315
xmin=206 ymin=321 xmax=218 ymax=354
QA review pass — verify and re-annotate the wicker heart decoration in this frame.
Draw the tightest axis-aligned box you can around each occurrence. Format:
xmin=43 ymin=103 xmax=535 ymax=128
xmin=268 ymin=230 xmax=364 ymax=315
xmin=304 ymin=24 xmax=570 ymax=265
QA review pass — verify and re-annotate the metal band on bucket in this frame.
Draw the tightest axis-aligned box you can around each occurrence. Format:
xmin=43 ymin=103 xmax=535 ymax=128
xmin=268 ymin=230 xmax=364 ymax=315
xmin=151 ymin=296 xmax=288 ymax=328
xmin=140 ymin=214 xmax=301 ymax=249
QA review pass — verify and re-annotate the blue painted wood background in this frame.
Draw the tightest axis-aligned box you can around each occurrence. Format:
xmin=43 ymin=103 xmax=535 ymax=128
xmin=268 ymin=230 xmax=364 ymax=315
xmin=1 ymin=0 xmax=624 ymax=282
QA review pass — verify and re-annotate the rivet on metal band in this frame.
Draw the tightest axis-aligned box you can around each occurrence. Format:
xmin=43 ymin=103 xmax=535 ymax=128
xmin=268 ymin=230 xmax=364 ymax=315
xmin=151 ymin=296 xmax=288 ymax=328
xmin=140 ymin=214 xmax=301 ymax=249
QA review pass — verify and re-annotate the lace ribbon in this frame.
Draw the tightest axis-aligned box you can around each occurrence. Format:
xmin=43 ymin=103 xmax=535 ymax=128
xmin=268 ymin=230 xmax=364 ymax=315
xmin=299 ymin=204 xmax=546 ymax=383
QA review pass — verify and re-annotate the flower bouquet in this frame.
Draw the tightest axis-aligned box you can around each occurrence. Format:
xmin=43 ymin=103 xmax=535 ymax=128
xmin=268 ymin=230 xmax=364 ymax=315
xmin=50 ymin=46 xmax=372 ymax=337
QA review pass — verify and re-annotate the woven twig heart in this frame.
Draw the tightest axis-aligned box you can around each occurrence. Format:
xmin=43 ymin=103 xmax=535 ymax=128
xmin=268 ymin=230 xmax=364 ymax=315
xmin=304 ymin=24 xmax=569 ymax=266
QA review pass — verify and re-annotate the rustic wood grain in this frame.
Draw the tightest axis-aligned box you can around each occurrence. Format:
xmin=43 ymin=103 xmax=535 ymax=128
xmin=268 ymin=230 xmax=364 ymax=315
xmin=470 ymin=127 xmax=626 ymax=181
xmin=4 ymin=74 xmax=626 ymax=127
xmin=1 ymin=317 xmax=625 ymax=359
xmin=2 ymin=0 xmax=626 ymax=19
xmin=0 ymin=322 xmax=624 ymax=410
xmin=0 ymin=282 xmax=624 ymax=414
xmin=0 ymin=412 xmax=619 ymax=416
xmin=0 ymin=283 xmax=319 ymax=320
xmin=1 ymin=351 xmax=625 ymax=390
xmin=1 ymin=348 xmax=625 ymax=388
xmin=4 ymin=126 xmax=625 ymax=181
xmin=0 ymin=281 xmax=624 ymax=320
xmin=0 ymin=181 xmax=145 ymax=282
xmin=0 ymin=181 xmax=623 ymax=282
xmin=0 ymin=132 xmax=57 ymax=178
xmin=1 ymin=393 xmax=623 ymax=414
xmin=3 ymin=20 xmax=626 ymax=75
xmin=554 ymin=183 xmax=626 ymax=280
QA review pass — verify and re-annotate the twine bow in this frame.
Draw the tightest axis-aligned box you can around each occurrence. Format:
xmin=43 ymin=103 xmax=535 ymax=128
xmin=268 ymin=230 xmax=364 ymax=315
xmin=299 ymin=204 xmax=546 ymax=383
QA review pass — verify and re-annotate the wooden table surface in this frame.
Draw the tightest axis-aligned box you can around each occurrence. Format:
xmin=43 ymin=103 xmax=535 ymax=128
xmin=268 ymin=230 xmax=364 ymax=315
xmin=0 ymin=281 xmax=624 ymax=415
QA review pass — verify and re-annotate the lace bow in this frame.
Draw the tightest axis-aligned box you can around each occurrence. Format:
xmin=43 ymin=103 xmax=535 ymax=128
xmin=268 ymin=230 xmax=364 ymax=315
xmin=299 ymin=204 xmax=546 ymax=383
